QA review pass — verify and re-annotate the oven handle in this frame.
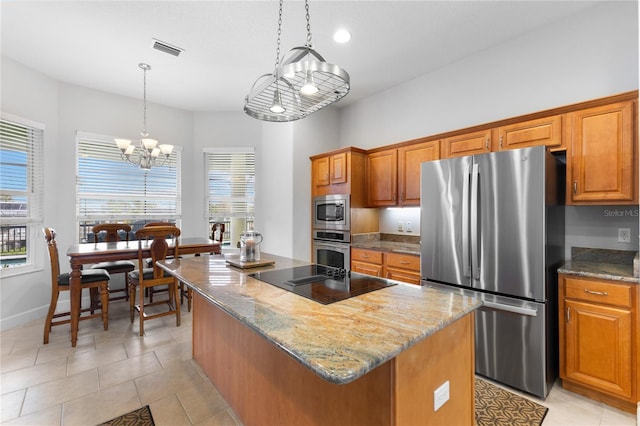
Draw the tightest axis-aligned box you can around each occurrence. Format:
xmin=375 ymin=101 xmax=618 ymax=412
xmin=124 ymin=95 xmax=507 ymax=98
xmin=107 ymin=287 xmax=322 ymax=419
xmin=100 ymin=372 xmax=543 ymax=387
xmin=313 ymin=240 xmax=350 ymax=250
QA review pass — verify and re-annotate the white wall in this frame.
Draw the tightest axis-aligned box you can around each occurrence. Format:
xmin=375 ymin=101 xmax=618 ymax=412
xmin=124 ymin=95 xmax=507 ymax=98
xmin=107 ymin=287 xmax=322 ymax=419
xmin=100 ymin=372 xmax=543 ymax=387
xmin=339 ymin=1 xmax=638 ymax=149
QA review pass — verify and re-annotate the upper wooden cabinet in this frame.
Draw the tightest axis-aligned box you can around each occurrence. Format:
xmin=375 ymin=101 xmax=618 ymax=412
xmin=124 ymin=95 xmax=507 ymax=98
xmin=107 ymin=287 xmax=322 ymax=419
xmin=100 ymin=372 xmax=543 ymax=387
xmin=441 ymin=129 xmax=491 ymax=158
xmin=567 ymin=100 xmax=637 ymax=205
xmin=311 ymin=148 xmax=368 ymax=204
xmin=368 ymin=140 xmax=441 ymax=207
xmin=368 ymin=149 xmax=397 ymax=207
xmin=398 ymin=140 xmax=440 ymax=206
xmin=498 ymin=115 xmax=563 ymax=151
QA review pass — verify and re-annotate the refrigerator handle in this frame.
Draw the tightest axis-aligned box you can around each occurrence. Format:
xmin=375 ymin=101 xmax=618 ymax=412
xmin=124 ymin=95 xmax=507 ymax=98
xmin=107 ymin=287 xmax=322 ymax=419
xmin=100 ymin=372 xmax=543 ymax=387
xmin=462 ymin=163 xmax=471 ymax=278
xmin=483 ymin=301 xmax=538 ymax=317
xmin=470 ymin=163 xmax=480 ymax=281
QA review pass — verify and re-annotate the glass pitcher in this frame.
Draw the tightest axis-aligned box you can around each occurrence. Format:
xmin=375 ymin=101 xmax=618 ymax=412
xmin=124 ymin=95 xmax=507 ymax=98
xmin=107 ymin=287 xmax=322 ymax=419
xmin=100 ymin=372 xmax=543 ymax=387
xmin=240 ymin=231 xmax=263 ymax=262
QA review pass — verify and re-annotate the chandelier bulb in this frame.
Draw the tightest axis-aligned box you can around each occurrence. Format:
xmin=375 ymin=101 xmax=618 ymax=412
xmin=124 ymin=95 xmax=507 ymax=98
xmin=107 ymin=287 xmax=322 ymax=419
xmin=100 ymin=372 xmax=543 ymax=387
xmin=300 ymin=70 xmax=318 ymax=95
xmin=270 ymin=90 xmax=286 ymax=113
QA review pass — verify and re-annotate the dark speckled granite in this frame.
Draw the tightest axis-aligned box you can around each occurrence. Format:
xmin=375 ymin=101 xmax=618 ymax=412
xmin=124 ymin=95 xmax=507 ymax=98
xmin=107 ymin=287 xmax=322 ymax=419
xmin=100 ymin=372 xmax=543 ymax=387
xmin=558 ymin=247 xmax=639 ymax=284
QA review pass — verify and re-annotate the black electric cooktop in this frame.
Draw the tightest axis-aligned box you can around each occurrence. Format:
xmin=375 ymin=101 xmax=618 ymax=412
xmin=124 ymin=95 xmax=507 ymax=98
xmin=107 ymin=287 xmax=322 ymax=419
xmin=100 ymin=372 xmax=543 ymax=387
xmin=249 ymin=265 xmax=397 ymax=305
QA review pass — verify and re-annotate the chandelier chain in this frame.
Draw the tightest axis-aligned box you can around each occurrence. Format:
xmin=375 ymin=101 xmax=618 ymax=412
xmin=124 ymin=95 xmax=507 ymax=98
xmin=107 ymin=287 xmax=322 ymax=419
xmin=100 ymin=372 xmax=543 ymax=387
xmin=304 ymin=0 xmax=312 ymax=47
xmin=274 ymin=0 xmax=283 ymax=74
xmin=141 ymin=65 xmax=148 ymax=137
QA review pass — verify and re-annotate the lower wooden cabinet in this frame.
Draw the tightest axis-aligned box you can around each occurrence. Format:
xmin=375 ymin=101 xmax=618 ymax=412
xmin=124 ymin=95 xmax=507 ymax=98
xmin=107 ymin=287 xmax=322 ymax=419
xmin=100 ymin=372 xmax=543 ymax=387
xmin=558 ymin=274 xmax=638 ymax=413
xmin=351 ymin=248 xmax=420 ymax=285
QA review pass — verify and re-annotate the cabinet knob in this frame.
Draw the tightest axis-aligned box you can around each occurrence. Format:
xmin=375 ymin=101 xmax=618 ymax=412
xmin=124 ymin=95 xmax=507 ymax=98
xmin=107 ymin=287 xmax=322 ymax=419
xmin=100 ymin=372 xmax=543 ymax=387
xmin=498 ymin=137 xmax=502 ymax=148
xmin=486 ymin=138 xmax=491 ymax=150
xmin=566 ymin=307 xmax=571 ymax=323
xmin=573 ymin=181 xmax=578 ymax=194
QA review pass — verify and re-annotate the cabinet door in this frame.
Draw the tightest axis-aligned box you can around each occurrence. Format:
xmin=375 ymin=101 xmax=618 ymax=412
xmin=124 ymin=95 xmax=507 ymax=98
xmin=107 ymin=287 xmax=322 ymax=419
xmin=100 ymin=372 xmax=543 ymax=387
xmin=314 ymin=157 xmax=330 ymax=187
xmin=569 ymin=101 xmax=636 ymax=204
xmin=385 ymin=267 xmax=421 ymax=285
xmin=368 ymin=149 xmax=397 ymax=206
xmin=398 ymin=141 xmax=440 ymax=206
xmin=330 ymin=152 xmax=347 ymax=184
xmin=498 ymin=115 xmax=563 ymax=151
xmin=564 ymin=299 xmax=633 ymax=400
xmin=442 ymin=130 xmax=491 ymax=158
xmin=351 ymin=261 xmax=383 ymax=277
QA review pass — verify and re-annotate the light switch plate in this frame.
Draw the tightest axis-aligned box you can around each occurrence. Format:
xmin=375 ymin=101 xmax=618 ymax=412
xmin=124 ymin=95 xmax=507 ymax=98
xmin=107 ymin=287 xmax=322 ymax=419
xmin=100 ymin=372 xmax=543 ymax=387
xmin=434 ymin=380 xmax=449 ymax=411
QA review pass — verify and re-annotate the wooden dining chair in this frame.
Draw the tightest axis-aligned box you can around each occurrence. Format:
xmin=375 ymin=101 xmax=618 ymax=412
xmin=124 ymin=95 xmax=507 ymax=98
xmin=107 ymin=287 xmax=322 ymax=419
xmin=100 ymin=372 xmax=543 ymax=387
xmin=128 ymin=225 xmax=181 ymax=335
xmin=90 ymin=223 xmax=135 ymax=302
xmin=43 ymin=227 xmax=110 ymax=344
xmin=210 ymin=222 xmax=225 ymax=243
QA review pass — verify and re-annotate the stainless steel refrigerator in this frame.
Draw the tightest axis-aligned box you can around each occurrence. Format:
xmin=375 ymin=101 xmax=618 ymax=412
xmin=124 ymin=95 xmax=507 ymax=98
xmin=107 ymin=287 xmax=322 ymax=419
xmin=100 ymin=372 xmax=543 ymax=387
xmin=420 ymin=146 xmax=564 ymax=399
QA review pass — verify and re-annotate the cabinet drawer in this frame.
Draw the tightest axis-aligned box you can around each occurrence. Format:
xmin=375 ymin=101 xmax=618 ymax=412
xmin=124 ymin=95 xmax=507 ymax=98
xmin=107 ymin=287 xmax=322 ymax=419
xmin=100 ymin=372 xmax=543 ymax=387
xmin=351 ymin=248 xmax=383 ymax=264
xmin=564 ymin=277 xmax=632 ymax=308
xmin=385 ymin=252 xmax=420 ymax=272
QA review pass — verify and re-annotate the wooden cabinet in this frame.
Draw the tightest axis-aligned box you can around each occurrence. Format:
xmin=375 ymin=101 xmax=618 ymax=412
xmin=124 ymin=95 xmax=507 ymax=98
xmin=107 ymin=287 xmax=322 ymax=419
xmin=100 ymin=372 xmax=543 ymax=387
xmin=368 ymin=140 xmax=441 ymax=207
xmin=351 ymin=248 xmax=420 ymax=285
xmin=567 ymin=100 xmax=637 ymax=204
xmin=559 ymin=274 xmax=638 ymax=413
xmin=311 ymin=148 xmax=368 ymax=204
xmin=351 ymin=248 xmax=383 ymax=277
xmin=398 ymin=140 xmax=440 ymax=206
xmin=384 ymin=252 xmax=421 ymax=285
xmin=497 ymin=115 xmax=563 ymax=151
xmin=367 ymin=149 xmax=397 ymax=207
xmin=441 ymin=129 xmax=491 ymax=158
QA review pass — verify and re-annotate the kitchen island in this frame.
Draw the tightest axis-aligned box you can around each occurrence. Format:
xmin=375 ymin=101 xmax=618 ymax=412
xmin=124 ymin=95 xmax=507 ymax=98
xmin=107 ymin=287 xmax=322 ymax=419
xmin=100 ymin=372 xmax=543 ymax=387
xmin=158 ymin=253 xmax=481 ymax=426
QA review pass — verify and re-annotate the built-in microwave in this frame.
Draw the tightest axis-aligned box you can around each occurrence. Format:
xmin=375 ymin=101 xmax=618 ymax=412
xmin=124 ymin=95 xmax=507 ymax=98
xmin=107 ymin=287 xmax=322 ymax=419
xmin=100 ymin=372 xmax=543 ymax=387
xmin=312 ymin=194 xmax=350 ymax=231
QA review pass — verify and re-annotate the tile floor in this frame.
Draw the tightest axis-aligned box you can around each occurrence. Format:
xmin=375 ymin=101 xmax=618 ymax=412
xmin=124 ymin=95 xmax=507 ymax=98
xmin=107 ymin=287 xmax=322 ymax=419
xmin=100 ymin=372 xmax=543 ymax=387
xmin=1 ymin=298 xmax=637 ymax=426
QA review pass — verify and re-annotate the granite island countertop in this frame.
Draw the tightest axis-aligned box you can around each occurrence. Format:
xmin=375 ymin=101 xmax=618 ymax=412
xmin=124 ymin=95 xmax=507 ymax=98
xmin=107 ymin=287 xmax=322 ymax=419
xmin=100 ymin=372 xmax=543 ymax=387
xmin=558 ymin=247 xmax=639 ymax=284
xmin=158 ymin=253 xmax=480 ymax=385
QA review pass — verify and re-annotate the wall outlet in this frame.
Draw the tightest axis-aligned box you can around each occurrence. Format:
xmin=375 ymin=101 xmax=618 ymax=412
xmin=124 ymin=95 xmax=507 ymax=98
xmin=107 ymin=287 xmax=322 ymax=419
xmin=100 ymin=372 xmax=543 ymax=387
xmin=618 ymin=228 xmax=631 ymax=243
xmin=433 ymin=380 xmax=449 ymax=411
xmin=397 ymin=221 xmax=404 ymax=232
xmin=406 ymin=221 xmax=412 ymax=232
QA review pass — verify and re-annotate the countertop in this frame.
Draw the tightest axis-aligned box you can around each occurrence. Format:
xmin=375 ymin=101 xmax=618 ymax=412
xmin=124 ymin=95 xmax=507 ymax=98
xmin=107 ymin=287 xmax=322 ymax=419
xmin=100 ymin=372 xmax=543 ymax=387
xmin=157 ymin=253 xmax=480 ymax=385
xmin=558 ymin=247 xmax=639 ymax=284
xmin=351 ymin=233 xmax=421 ymax=255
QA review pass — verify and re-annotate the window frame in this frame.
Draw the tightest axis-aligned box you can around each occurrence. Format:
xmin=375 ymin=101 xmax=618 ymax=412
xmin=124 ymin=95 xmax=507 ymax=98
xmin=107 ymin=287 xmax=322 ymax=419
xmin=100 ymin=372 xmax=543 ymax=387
xmin=0 ymin=112 xmax=45 ymax=277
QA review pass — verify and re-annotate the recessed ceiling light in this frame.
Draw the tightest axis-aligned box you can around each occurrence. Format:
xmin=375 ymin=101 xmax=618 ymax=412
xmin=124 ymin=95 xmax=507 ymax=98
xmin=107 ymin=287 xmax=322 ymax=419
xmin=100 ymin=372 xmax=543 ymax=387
xmin=333 ymin=29 xmax=351 ymax=44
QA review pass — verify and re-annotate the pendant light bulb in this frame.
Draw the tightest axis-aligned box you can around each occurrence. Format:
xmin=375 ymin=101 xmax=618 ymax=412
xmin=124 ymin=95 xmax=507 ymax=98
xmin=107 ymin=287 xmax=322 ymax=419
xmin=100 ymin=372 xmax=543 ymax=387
xmin=300 ymin=70 xmax=318 ymax=95
xmin=270 ymin=90 xmax=286 ymax=113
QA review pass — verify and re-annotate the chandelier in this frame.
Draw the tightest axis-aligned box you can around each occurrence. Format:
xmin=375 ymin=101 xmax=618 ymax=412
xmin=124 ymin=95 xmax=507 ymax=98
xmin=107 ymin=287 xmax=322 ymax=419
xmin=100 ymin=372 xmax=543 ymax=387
xmin=115 ymin=63 xmax=173 ymax=170
xmin=244 ymin=0 xmax=350 ymax=122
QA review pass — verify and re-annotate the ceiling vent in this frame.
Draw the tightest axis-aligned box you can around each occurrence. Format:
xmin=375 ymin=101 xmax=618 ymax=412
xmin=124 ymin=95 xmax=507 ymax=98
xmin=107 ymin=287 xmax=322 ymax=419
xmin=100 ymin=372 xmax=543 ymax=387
xmin=151 ymin=38 xmax=184 ymax=57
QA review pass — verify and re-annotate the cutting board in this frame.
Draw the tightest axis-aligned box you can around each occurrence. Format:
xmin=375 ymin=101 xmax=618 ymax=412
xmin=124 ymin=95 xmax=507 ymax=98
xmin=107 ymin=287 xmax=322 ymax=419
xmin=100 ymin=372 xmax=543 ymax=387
xmin=226 ymin=256 xmax=275 ymax=269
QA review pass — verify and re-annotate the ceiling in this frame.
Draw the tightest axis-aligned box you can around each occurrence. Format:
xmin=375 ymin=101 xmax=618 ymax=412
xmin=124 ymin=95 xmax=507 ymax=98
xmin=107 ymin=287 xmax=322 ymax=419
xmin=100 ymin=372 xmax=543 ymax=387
xmin=1 ymin=1 xmax=603 ymax=113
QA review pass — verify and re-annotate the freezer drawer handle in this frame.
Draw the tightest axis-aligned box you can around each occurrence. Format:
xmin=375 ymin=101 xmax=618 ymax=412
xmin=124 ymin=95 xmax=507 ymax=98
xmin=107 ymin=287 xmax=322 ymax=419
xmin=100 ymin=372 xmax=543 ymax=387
xmin=584 ymin=289 xmax=608 ymax=296
xmin=483 ymin=301 xmax=538 ymax=317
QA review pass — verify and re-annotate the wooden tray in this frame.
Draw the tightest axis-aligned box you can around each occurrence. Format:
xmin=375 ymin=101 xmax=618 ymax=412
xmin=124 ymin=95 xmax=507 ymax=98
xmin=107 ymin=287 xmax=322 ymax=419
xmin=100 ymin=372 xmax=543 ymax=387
xmin=226 ymin=257 xmax=275 ymax=269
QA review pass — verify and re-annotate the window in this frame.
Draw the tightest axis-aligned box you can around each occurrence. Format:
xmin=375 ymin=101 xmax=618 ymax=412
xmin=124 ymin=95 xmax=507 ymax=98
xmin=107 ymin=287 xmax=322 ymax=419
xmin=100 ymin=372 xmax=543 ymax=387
xmin=0 ymin=113 xmax=44 ymax=273
xmin=205 ymin=148 xmax=255 ymax=246
xmin=76 ymin=132 xmax=181 ymax=242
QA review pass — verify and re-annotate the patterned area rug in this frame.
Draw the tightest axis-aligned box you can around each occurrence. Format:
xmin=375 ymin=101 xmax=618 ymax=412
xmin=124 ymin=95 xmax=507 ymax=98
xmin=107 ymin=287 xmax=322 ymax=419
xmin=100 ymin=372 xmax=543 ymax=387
xmin=97 ymin=405 xmax=155 ymax=426
xmin=475 ymin=377 xmax=549 ymax=426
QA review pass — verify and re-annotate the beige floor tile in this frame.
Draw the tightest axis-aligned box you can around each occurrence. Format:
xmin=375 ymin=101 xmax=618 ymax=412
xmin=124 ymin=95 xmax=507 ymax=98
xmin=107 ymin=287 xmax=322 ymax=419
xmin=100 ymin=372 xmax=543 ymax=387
xmin=1 ymin=358 xmax=67 ymax=395
xmin=62 ymin=380 xmax=141 ymax=426
xmin=66 ymin=343 xmax=127 ymax=376
xmin=0 ymin=346 xmax=38 ymax=374
xmin=0 ymin=389 xmax=26 ymax=423
xmin=154 ymin=341 xmax=193 ymax=367
xmin=98 ymin=352 xmax=161 ymax=389
xmin=148 ymin=394 xmax=191 ymax=426
xmin=122 ymin=330 xmax=177 ymax=358
xmin=194 ymin=408 xmax=242 ymax=426
xmin=21 ymin=368 xmax=99 ymax=416
xmin=35 ymin=335 xmax=95 ymax=365
xmin=0 ymin=405 xmax=62 ymax=426
xmin=135 ymin=359 xmax=204 ymax=405
xmin=177 ymin=379 xmax=228 ymax=424
xmin=599 ymin=405 xmax=637 ymax=425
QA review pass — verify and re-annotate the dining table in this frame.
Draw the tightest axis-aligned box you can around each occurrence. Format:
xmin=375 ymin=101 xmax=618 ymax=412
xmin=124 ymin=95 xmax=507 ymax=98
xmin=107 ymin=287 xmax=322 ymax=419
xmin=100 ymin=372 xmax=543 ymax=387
xmin=65 ymin=237 xmax=221 ymax=346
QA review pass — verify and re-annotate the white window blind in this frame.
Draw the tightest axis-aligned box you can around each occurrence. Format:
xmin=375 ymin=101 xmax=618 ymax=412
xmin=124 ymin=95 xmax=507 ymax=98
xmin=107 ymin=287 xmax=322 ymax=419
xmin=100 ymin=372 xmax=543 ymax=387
xmin=0 ymin=113 xmax=44 ymax=271
xmin=205 ymin=148 xmax=255 ymax=220
xmin=76 ymin=132 xmax=182 ymax=223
